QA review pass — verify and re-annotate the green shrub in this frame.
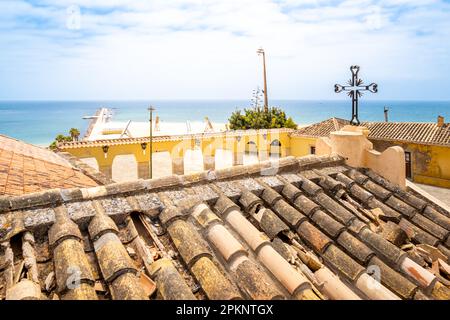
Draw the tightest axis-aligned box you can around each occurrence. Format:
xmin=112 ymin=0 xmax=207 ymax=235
xmin=229 ymin=106 xmax=297 ymax=130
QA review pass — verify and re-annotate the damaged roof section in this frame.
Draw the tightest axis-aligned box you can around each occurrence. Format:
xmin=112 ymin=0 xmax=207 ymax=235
xmin=0 ymin=154 xmax=449 ymax=300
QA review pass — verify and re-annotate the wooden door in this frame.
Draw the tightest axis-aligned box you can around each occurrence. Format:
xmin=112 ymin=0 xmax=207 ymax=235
xmin=405 ymin=151 xmax=412 ymax=179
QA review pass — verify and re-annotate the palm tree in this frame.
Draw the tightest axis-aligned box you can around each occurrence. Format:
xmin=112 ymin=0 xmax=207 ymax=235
xmin=69 ymin=128 xmax=80 ymax=141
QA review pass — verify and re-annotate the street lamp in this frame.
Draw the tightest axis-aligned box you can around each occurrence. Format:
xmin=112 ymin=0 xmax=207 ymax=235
xmin=148 ymin=106 xmax=156 ymax=179
xmin=257 ymin=47 xmax=269 ymax=113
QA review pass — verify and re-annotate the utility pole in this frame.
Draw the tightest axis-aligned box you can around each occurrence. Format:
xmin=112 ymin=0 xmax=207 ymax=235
xmin=148 ymin=106 xmax=155 ymax=179
xmin=257 ymin=48 xmax=269 ymax=112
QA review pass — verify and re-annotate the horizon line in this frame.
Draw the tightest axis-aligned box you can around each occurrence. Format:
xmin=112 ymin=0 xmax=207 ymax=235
xmin=1 ymin=98 xmax=450 ymax=103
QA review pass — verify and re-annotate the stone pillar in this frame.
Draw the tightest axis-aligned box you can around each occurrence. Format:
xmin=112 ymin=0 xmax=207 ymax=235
xmin=258 ymin=150 xmax=269 ymax=162
xmin=232 ymin=152 xmax=244 ymax=166
xmin=172 ymin=157 xmax=185 ymax=175
xmin=203 ymin=155 xmax=215 ymax=171
xmin=99 ymin=165 xmax=112 ymax=180
xmin=137 ymin=162 xmax=150 ymax=179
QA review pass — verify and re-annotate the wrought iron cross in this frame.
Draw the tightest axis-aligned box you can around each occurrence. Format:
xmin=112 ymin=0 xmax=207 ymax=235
xmin=335 ymin=65 xmax=378 ymax=126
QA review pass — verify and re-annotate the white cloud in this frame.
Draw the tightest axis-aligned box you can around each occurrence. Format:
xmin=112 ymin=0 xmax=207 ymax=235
xmin=0 ymin=0 xmax=449 ymax=100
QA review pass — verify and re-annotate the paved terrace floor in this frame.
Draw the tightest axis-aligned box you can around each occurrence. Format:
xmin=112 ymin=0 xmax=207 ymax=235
xmin=416 ymin=183 xmax=450 ymax=207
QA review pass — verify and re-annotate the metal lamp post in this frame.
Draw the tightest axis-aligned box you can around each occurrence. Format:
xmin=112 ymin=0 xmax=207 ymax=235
xmin=257 ymin=47 xmax=269 ymax=113
xmin=148 ymin=106 xmax=155 ymax=179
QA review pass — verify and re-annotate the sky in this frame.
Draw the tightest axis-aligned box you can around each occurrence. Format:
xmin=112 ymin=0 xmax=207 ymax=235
xmin=0 ymin=0 xmax=449 ymax=100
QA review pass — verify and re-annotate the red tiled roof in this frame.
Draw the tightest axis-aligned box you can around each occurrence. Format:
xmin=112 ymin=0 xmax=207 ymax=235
xmin=293 ymin=118 xmax=450 ymax=146
xmin=293 ymin=118 xmax=350 ymax=138
xmin=0 ymin=134 xmax=98 ymax=196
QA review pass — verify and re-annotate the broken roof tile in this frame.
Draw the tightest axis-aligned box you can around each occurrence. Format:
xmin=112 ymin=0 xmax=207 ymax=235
xmin=398 ymin=218 xmax=440 ymax=247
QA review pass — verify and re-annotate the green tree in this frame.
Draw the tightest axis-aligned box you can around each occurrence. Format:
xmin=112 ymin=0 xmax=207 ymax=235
xmin=49 ymin=130 xmax=77 ymax=150
xmin=229 ymin=106 xmax=297 ymax=130
xmin=69 ymin=128 xmax=80 ymax=141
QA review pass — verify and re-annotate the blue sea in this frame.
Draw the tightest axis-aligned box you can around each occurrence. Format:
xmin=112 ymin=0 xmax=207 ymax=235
xmin=0 ymin=100 xmax=449 ymax=146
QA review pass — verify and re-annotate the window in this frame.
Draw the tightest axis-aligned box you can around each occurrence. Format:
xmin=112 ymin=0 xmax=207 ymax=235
xmin=310 ymin=146 xmax=316 ymax=155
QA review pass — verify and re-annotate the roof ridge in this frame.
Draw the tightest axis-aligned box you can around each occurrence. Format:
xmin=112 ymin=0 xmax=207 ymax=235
xmin=0 ymin=133 xmax=51 ymax=150
xmin=332 ymin=118 xmax=339 ymax=131
xmin=57 ymin=151 xmax=113 ymax=185
xmin=60 ymin=128 xmax=296 ymax=148
xmin=0 ymin=154 xmax=345 ymax=214
xmin=0 ymin=133 xmax=72 ymax=166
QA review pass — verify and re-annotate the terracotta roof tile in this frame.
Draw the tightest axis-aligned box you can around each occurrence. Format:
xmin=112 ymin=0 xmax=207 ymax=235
xmin=293 ymin=118 xmax=450 ymax=146
xmin=0 ymin=135 xmax=98 ymax=196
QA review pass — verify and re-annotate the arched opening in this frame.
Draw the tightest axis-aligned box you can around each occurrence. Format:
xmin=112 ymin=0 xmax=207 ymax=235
xmin=79 ymin=157 xmax=99 ymax=171
xmin=112 ymin=154 xmax=138 ymax=182
xmin=244 ymin=141 xmax=259 ymax=165
xmin=245 ymin=141 xmax=258 ymax=154
xmin=214 ymin=149 xmax=233 ymax=169
xmin=184 ymin=147 xmax=204 ymax=174
xmin=152 ymin=151 xmax=172 ymax=178
xmin=269 ymin=140 xmax=282 ymax=159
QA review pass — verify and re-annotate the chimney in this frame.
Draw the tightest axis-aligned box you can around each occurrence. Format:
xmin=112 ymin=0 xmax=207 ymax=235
xmin=384 ymin=106 xmax=389 ymax=122
xmin=437 ymin=115 xmax=444 ymax=127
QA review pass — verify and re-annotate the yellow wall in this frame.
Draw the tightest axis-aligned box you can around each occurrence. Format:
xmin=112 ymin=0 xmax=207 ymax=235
xmin=410 ymin=144 xmax=450 ymax=188
xmin=62 ymin=131 xmax=450 ymax=188
xmin=290 ymin=136 xmax=318 ymax=157
xmin=62 ymin=130 xmax=293 ymax=178
xmin=371 ymin=140 xmax=450 ymax=188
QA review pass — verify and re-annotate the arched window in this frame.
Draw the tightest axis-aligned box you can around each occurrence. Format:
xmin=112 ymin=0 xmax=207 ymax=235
xmin=112 ymin=154 xmax=138 ymax=182
xmin=269 ymin=139 xmax=281 ymax=157
xmin=246 ymin=141 xmax=258 ymax=154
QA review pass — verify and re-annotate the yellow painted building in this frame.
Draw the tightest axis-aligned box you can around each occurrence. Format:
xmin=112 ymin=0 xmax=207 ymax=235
xmin=59 ymin=129 xmax=293 ymax=179
xmin=59 ymin=117 xmax=450 ymax=188
xmin=291 ymin=117 xmax=450 ymax=188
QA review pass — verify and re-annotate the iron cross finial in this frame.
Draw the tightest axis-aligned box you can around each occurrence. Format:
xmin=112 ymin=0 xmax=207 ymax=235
xmin=335 ymin=65 xmax=378 ymax=126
